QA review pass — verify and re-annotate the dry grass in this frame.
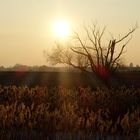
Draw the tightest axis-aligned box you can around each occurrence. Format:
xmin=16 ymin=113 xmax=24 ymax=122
xmin=0 ymin=85 xmax=140 ymax=139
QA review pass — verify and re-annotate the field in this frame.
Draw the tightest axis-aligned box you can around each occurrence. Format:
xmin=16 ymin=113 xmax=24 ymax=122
xmin=0 ymin=71 xmax=140 ymax=88
xmin=0 ymin=71 xmax=140 ymax=139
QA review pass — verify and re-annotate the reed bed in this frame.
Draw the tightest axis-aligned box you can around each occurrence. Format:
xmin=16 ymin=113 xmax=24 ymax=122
xmin=0 ymin=85 xmax=140 ymax=139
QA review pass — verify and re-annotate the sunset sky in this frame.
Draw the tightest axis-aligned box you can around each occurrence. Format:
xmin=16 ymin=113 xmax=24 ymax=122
xmin=0 ymin=0 xmax=139 ymax=67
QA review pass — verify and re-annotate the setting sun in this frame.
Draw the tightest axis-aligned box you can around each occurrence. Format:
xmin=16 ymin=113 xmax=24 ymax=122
xmin=53 ymin=19 xmax=70 ymax=39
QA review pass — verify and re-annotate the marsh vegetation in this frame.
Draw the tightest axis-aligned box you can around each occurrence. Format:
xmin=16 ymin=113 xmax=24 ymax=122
xmin=0 ymin=85 xmax=140 ymax=139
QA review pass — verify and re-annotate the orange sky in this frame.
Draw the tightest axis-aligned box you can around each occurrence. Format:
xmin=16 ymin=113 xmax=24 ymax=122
xmin=0 ymin=0 xmax=139 ymax=67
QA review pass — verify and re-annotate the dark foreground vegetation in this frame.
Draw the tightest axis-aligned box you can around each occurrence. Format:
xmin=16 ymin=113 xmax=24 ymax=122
xmin=0 ymin=71 xmax=140 ymax=88
xmin=0 ymin=85 xmax=140 ymax=139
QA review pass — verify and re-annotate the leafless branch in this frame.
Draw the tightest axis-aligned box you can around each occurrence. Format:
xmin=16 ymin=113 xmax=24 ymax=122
xmin=116 ymin=26 xmax=137 ymax=44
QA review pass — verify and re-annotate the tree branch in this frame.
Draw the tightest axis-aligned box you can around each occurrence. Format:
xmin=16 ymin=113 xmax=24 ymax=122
xmin=116 ymin=26 xmax=137 ymax=44
xmin=70 ymin=47 xmax=88 ymax=57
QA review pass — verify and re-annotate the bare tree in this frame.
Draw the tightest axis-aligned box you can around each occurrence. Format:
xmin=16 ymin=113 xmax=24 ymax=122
xmin=45 ymin=24 xmax=137 ymax=85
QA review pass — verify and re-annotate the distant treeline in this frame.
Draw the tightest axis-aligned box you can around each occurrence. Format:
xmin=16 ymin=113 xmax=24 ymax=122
xmin=0 ymin=64 xmax=140 ymax=72
xmin=0 ymin=64 xmax=73 ymax=72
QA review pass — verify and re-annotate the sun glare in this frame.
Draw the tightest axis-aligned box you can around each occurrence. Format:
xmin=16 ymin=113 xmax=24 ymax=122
xmin=53 ymin=19 xmax=70 ymax=39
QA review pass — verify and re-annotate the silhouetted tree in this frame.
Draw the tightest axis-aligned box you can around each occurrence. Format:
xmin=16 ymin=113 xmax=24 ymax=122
xmin=46 ymin=24 xmax=137 ymax=86
xmin=129 ymin=62 xmax=134 ymax=68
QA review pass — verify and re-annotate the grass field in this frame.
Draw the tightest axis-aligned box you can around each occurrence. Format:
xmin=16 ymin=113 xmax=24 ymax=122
xmin=0 ymin=71 xmax=140 ymax=139
xmin=0 ymin=71 xmax=140 ymax=88
xmin=0 ymin=85 xmax=140 ymax=139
